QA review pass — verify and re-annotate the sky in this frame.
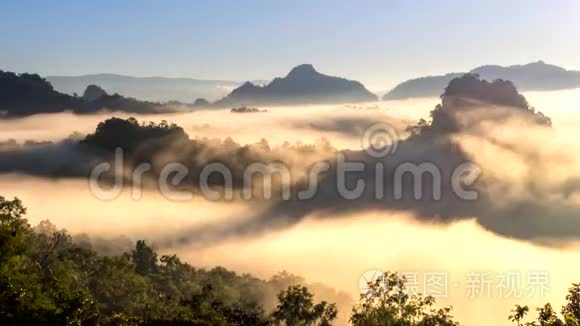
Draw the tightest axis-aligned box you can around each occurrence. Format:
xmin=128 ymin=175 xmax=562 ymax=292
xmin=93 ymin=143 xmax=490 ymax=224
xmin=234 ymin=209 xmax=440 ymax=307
xmin=1 ymin=0 xmax=579 ymax=91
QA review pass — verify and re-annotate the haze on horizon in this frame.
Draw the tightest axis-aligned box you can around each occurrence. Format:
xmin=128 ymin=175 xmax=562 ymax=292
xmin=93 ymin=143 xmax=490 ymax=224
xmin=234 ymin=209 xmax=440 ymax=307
xmin=1 ymin=0 xmax=579 ymax=91
xmin=2 ymin=2 xmax=580 ymax=326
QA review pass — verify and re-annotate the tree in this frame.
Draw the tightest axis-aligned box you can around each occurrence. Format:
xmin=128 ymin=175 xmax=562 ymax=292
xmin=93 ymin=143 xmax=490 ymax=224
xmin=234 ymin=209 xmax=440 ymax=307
xmin=511 ymin=283 xmax=580 ymax=326
xmin=0 ymin=196 xmax=30 ymax=262
xmin=537 ymin=303 xmax=564 ymax=326
xmin=272 ymin=285 xmax=337 ymax=326
xmin=0 ymin=197 xmax=99 ymax=324
xmin=269 ymin=271 xmax=306 ymax=291
xmin=563 ymin=284 xmax=580 ymax=321
xmin=350 ymin=271 xmax=459 ymax=326
xmin=0 ymin=195 xmax=354 ymax=325
xmin=131 ymin=240 xmax=158 ymax=275
xmin=442 ymin=74 xmax=529 ymax=110
xmin=509 ymin=305 xmax=530 ymax=326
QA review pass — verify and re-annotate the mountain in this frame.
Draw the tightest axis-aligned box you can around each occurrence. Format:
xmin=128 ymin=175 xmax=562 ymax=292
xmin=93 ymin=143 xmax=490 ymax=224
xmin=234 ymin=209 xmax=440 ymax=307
xmin=81 ymin=87 xmax=164 ymax=114
xmin=214 ymin=64 xmax=377 ymax=107
xmin=0 ymin=70 xmax=81 ymax=116
xmin=411 ymin=73 xmax=551 ymax=140
xmin=0 ymin=70 xmax=185 ymax=117
xmin=382 ymin=73 xmax=463 ymax=100
xmin=82 ymin=84 xmax=107 ymax=102
xmin=46 ymin=74 xmax=268 ymax=103
xmin=471 ymin=61 xmax=580 ymax=90
xmin=383 ymin=61 xmax=580 ymax=100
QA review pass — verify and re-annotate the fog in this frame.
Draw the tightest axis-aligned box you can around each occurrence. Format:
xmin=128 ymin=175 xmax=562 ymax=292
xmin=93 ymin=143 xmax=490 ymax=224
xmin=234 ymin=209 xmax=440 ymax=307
xmin=5 ymin=175 xmax=580 ymax=326
xmin=0 ymin=100 xmax=435 ymax=149
xmin=2 ymin=88 xmax=580 ymax=325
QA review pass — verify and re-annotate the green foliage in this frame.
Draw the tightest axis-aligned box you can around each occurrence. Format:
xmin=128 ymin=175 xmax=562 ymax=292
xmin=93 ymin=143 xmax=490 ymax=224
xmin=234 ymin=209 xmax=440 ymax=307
xmin=5 ymin=194 xmax=580 ymax=326
xmin=509 ymin=283 xmax=580 ymax=326
xmin=509 ymin=305 xmax=529 ymax=326
xmin=0 ymin=196 xmax=30 ymax=262
xmin=81 ymin=117 xmax=187 ymax=153
xmin=0 ymin=196 xmax=343 ymax=325
xmin=563 ymin=284 xmax=580 ymax=321
xmin=272 ymin=285 xmax=337 ymax=326
xmin=350 ymin=271 xmax=459 ymax=326
xmin=132 ymin=240 xmax=158 ymax=275
xmin=536 ymin=303 xmax=563 ymax=326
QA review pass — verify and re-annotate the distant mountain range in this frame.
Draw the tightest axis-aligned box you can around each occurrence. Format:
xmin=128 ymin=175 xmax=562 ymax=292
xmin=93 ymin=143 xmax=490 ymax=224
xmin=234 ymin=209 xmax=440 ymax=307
xmin=383 ymin=61 xmax=580 ymax=100
xmin=46 ymin=74 xmax=268 ymax=103
xmin=4 ymin=61 xmax=580 ymax=117
xmin=1 ymin=65 xmax=376 ymax=116
xmin=0 ymin=70 xmax=187 ymax=117
xmin=213 ymin=64 xmax=377 ymax=107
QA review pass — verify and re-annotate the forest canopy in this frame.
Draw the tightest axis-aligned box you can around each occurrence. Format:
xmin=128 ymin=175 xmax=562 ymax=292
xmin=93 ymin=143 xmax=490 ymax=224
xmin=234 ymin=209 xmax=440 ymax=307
xmin=1 ymin=196 xmax=579 ymax=325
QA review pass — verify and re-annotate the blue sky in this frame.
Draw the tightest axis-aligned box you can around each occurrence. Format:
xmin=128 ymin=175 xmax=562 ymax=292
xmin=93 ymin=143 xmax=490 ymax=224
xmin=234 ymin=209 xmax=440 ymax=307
xmin=1 ymin=0 xmax=579 ymax=90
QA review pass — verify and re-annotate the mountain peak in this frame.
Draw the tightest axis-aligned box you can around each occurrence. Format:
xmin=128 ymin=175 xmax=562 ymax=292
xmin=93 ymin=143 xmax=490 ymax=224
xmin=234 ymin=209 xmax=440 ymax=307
xmin=385 ymin=61 xmax=580 ymax=100
xmin=215 ymin=64 xmax=376 ymax=106
xmin=236 ymin=81 xmax=258 ymax=91
xmin=82 ymin=84 xmax=108 ymax=102
xmin=240 ymin=81 xmax=256 ymax=87
xmin=287 ymin=64 xmax=318 ymax=78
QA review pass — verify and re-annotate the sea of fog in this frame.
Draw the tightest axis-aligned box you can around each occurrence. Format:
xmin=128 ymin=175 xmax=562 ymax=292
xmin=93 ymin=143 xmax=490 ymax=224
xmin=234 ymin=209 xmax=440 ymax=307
xmin=2 ymin=89 xmax=580 ymax=326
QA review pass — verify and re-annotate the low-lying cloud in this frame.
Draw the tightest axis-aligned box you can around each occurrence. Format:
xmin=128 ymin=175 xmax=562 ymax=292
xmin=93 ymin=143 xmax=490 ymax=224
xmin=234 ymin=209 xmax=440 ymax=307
xmin=3 ymin=88 xmax=580 ymax=326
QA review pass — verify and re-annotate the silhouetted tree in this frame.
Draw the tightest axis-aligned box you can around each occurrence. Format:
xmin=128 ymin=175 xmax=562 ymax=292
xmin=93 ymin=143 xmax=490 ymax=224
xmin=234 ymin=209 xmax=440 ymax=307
xmin=272 ymin=285 xmax=337 ymax=326
xmin=350 ymin=271 xmax=459 ymax=326
xmin=509 ymin=305 xmax=530 ymax=326
xmin=131 ymin=240 xmax=158 ymax=275
xmin=509 ymin=285 xmax=580 ymax=326
xmin=537 ymin=303 xmax=564 ymax=326
xmin=563 ymin=284 xmax=580 ymax=321
xmin=0 ymin=195 xmax=352 ymax=325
